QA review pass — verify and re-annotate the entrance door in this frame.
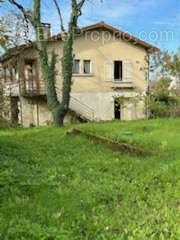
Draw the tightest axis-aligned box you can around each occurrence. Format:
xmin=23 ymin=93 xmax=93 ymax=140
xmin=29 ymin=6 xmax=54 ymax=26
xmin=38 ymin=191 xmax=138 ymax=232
xmin=114 ymin=100 xmax=121 ymax=120
xmin=11 ymin=97 xmax=19 ymax=125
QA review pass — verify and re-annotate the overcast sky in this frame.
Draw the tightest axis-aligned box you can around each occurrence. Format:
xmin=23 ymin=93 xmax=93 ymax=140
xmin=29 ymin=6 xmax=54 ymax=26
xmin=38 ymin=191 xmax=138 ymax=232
xmin=1 ymin=0 xmax=180 ymax=52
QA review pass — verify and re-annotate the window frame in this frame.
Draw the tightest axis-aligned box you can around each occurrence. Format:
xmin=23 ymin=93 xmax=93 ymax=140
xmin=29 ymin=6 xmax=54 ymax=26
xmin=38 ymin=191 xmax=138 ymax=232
xmin=114 ymin=60 xmax=123 ymax=82
xmin=3 ymin=67 xmax=7 ymax=83
xmin=83 ymin=59 xmax=91 ymax=75
xmin=72 ymin=59 xmax=80 ymax=75
xmin=4 ymin=67 xmax=11 ymax=83
xmin=23 ymin=58 xmax=39 ymax=93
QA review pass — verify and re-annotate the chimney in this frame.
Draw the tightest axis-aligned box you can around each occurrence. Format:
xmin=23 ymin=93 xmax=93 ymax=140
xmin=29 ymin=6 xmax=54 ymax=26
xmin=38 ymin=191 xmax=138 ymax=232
xmin=41 ymin=23 xmax=51 ymax=39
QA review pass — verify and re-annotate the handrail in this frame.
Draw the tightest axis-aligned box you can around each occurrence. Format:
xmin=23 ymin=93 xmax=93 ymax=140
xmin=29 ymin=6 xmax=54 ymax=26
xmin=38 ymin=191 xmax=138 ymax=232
xmin=20 ymin=80 xmax=46 ymax=96
xmin=55 ymin=86 xmax=94 ymax=121
xmin=55 ymin=86 xmax=94 ymax=112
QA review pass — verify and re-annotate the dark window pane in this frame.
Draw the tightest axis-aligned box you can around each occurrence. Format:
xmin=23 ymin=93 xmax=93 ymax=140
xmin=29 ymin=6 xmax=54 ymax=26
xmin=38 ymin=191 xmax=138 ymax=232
xmin=84 ymin=60 xmax=91 ymax=74
xmin=114 ymin=61 xmax=123 ymax=81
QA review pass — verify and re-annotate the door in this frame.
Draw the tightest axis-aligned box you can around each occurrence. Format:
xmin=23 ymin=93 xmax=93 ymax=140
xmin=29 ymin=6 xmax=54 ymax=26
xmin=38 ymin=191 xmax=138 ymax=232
xmin=114 ymin=100 xmax=121 ymax=120
xmin=24 ymin=59 xmax=37 ymax=94
xmin=27 ymin=63 xmax=34 ymax=92
xmin=11 ymin=97 xmax=19 ymax=125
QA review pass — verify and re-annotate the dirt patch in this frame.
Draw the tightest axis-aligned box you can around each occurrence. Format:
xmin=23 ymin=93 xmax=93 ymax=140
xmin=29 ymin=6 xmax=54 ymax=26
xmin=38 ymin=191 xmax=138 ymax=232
xmin=67 ymin=128 xmax=150 ymax=156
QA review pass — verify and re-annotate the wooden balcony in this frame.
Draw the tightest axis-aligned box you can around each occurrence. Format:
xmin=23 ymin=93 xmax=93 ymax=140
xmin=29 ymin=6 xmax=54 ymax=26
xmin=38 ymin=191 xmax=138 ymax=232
xmin=21 ymin=81 xmax=46 ymax=97
xmin=3 ymin=82 xmax=20 ymax=97
xmin=3 ymin=81 xmax=46 ymax=97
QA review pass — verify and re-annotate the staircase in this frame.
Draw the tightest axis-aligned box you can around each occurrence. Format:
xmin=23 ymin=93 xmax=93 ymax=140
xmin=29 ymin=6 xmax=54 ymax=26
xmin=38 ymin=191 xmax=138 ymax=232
xmin=55 ymin=87 xmax=95 ymax=121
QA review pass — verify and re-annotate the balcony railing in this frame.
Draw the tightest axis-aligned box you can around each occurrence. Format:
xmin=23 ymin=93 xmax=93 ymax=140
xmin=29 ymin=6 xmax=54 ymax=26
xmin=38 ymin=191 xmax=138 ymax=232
xmin=3 ymin=81 xmax=46 ymax=97
xmin=3 ymin=82 xmax=20 ymax=97
xmin=21 ymin=81 xmax=46 ymax=96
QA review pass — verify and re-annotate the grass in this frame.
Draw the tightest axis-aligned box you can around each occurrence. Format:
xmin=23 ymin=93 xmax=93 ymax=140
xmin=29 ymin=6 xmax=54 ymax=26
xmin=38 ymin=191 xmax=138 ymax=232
xmin=0 ymin=119 xmax=180 ymax=239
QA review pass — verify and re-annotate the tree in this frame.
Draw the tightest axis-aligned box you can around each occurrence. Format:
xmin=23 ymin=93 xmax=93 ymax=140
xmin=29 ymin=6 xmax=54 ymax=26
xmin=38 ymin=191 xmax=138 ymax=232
xmin=0 ymin=66 xmax=3 ymax=117
xmin=152 ymin=49 xmax=180 ymax=89
xmin=0 ymin=11 xmax=34 ymax=50
xmin=7 ymin=0 xmax=88 ymax=126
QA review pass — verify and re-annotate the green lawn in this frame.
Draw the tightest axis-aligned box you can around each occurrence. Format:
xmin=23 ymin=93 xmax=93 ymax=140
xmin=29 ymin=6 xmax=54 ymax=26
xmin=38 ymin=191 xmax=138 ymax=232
xmin=0 ymin=119 xmax=180 ymax=239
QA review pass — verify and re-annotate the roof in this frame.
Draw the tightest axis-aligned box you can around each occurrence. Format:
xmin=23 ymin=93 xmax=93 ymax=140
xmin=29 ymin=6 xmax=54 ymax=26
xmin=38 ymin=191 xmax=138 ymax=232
xmin=0 ymin=21 xmax=159 ymax=63
xmin=81 ymin=21 xmax=159 ymax=51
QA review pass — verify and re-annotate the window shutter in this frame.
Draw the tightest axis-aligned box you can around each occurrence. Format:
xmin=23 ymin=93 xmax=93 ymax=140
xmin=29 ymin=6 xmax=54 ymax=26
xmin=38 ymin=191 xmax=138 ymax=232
xmin=104 ymin=61 xmax=113 ymax=81
xmin=123 ymin=61 xmax=133 ymax=82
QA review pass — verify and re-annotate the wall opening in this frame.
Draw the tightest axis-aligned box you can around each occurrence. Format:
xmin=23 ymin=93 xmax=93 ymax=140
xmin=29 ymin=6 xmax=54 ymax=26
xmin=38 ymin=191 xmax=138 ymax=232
xmin=114 ymin=61 xmax=123 ymax=81
xmin=114 ymin=100 xmax=121 ymax=120
xmin=11 ymin=97 xmax=19 ymax=125
xmin=24 ymin=59 xmax=37 ymax=94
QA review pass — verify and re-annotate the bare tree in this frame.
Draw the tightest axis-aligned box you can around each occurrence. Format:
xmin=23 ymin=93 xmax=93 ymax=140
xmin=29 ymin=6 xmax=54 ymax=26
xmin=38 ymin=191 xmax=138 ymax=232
xmin=0 ymin=11 xmax=34 ymax=50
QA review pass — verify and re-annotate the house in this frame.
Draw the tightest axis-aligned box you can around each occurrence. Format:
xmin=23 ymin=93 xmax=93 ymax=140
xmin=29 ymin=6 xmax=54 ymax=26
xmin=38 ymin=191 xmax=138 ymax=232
xmin=0 ymin=21 xmax=159 ymax=127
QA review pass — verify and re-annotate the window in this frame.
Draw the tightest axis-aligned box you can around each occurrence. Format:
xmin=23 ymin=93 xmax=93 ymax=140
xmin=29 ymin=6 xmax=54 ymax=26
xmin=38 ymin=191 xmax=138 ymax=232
xmin=24 ymin=59 xmax=36 ymax=92
xmin=114 ymin=61 xmax=123 ymax=81
xmin=73 ymin=59 xmax=80 ymax=74
xmin=12 ymin=68 xmax=17 ymax=82
xmin=10 ymin=68 xmax=13 ymax=82
xmin=4 ymin=67 xmax=11 ymax=82
xmin=83 ymin=60 xmax=91 ymax=74
xmin=3 ymin=67 xmax=7 ymax=82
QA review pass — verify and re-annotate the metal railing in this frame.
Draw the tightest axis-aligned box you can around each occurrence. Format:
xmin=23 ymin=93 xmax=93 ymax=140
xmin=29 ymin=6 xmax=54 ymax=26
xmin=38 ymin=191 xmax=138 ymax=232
xmin=55 ymin=86 xmax=95 ymax=121
xmin=20 ymin=81 xmax=46 ymax=96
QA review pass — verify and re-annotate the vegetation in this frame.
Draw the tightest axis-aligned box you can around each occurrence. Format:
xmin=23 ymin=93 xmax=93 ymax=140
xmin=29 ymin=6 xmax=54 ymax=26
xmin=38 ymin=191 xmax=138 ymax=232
xmin=149 ymin=77 xmax=180 ymax=118
xmin=0 ymin=116 xmax=11 ymax=129
xmin=152 ymin=49 xmax=180 ymax=86
xmin=0 ymin=11 xmax=33 ymax=50
xmin=148 ymin=49 xmax=180 ymax=117
xmin=0 ymin=119 xmax=180 ymax=239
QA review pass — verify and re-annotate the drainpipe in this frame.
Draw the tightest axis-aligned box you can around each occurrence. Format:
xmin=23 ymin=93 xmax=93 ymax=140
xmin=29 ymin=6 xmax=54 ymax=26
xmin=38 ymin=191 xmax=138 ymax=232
xmin=37 ymin=102 xmax=39 ymax=126
xmin=146 ymin=52 xmax=150 ymax=120
xmin=18 ymin=54 xmax=24 ymax=126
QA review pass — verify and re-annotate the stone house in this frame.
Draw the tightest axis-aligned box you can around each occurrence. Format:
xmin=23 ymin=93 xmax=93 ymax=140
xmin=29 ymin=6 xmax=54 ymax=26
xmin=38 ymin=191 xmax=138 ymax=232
xmin=0 ymin=21 xmax=159 ymax=127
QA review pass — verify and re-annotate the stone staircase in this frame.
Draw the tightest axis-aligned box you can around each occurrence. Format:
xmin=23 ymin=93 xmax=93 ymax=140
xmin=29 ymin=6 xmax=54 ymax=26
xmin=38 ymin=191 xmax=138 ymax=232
xmin=55 ymin=87 xmax=95 ymax=121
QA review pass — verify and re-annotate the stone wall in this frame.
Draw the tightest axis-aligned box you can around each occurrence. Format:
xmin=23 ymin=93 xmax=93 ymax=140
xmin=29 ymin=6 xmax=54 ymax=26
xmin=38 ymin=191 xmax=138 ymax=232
xmin=21 ymin=97 xmax=53 ymax=127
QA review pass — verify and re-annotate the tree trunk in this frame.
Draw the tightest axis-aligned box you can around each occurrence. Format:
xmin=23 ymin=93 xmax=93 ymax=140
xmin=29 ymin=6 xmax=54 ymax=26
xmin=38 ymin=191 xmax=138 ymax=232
xmin=34 ymin=0 xmax=61 ymax=125
xmin=59 ymin=7 xmax=78 ymax=125
xmin=34 ymin=0 xmax=83 ymax=126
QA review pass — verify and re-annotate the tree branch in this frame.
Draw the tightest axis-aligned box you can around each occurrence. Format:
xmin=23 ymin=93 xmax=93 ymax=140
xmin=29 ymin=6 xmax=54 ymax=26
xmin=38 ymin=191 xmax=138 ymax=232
xmin=76 ymin=0 xmax=86 ymax=17
xmin=77 ymin=0 xmax=86 ymax=9
xmin=53 ymin=0 xmax=65 ymax=32
xmin=8 ymin=0 xmax=34 ymax=26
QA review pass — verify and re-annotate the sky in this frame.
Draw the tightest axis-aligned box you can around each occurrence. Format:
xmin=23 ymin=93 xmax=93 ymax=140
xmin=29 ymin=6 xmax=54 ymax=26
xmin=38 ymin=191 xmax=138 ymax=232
xmin=1 ymin=0 xmax=180 ymax=52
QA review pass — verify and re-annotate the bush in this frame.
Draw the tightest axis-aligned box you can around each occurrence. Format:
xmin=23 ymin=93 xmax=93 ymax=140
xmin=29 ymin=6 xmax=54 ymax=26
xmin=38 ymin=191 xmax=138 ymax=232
xmin=0 ymin=116 xmax=12 ymax=129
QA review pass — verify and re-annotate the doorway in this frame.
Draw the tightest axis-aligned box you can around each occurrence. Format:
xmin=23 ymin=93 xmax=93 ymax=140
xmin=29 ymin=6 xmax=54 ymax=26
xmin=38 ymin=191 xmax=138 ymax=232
xmin=114 ymin=100 xmax=121 ymax=120
xmin=11 ymin=97 xmax=19 ymax=125
xmin=24 ymin=59 xmax=36 ymax=93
